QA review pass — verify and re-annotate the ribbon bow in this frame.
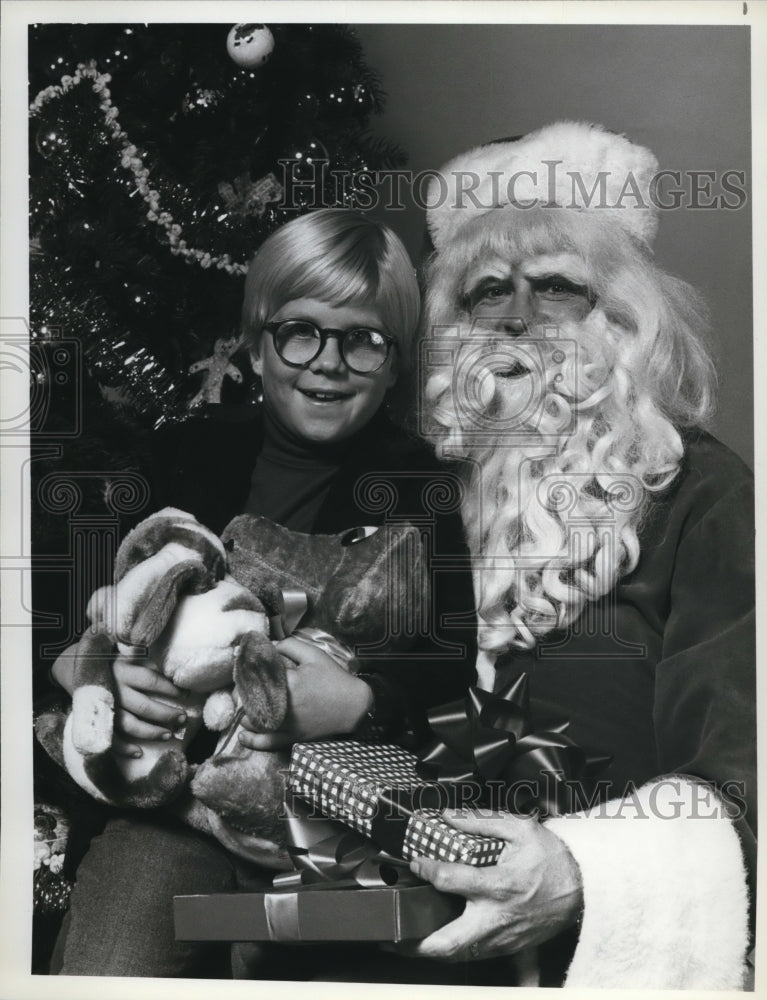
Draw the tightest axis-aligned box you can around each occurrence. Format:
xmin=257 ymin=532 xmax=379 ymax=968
xmin=416 ymin=673 xmax=612 ymax=817
xmin=272 ymin=796 xmax=415 ymax=892
xmin=258 ymin=798 xmax=418 ymax=942
xmin=269 ymin=588 xmax=357 ymax=670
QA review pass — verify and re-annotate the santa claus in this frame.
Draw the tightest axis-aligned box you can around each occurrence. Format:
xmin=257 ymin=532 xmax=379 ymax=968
xmin=410 ymin=122 xmax=755 ymax=989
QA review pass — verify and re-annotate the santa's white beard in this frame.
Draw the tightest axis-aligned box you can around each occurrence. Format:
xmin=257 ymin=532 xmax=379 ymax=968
xmin=424 ymin=312 xmax=680 ymax=653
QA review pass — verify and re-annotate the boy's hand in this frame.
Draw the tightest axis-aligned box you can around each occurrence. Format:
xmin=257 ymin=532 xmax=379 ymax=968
xmin=112 ymin=654 xmax=187 ymax=756
xmin=237 ymin=637 xmax=373 ymax=749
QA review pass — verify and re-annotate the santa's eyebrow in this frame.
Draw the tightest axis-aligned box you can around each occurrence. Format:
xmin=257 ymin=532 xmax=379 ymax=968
xmin=528 ymin=273 xmax=590 ymax=292
xmin=460 ymin=263 xmax=510 ymax=294
xmin=521 ymin=254 xmax=589 ymax=283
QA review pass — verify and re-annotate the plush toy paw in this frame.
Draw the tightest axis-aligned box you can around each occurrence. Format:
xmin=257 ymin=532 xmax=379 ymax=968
xmin=70 ymin=686 xmax=115 ymax=755
xmin=190 ymin=742 xmax=289 ymax=843
xmin=172 ymin=794 xmax=291 ymax=870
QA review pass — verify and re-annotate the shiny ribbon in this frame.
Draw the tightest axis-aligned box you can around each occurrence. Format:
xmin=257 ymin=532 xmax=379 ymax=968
xmin=269 ymin=588 xmax=309 ymax=640
xmin=415 ymin=673 xmax=612 ymax=818
xmin=273 ymin=795 xmax=414 ymax=891
xmin=269 ymin=589 xmax=357 ymax=669
xmin=264 ymin=796 xmax=420 ymax=941
xmin=262 ymin=797 xmax=416 ymax=939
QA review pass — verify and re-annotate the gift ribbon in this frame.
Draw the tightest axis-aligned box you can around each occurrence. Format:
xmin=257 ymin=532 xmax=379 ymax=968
xmin=263 ymin=891 xmax=301 ymax=941
xmin=262 ymin=797 xmax=416 ymax=941
xmin=269 ymin=589 xmax=309 ymax=641
xmin=275 ymin=795 xmax=414 ymax=891
xmin=415 ymin=673 xmax=612 ymax=818
xmin=270 ymin=588 xmax=357 ymax=669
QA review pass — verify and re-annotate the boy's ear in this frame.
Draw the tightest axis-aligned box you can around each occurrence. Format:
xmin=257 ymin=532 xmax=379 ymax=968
xmin=249 ymin=343 xmax=263 ymax=377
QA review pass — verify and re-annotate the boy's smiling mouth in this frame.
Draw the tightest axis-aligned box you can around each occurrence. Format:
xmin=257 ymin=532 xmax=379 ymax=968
xmin=299 ymin=387 xmax=353 ymax=403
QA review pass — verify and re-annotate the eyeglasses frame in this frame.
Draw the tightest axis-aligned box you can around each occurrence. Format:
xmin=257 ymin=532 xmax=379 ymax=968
xmin=262 ymin=320 xmax=396 ymax=375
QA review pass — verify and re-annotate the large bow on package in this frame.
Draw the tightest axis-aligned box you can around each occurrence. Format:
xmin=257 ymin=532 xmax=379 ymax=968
xmin=288 ymin=673 xmax=611 ymax=867
xmin=174 ymin=674 xmax=612 ymax=944
xmin=417 ymin=673 xmax=613 ymax=818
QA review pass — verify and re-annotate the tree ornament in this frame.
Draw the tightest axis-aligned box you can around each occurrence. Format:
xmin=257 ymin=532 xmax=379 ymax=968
xmin=291 ymin=138 xmax=329 ymax=181
xmin=36 ymin=125 xmax=71 ymax=160
xmin=182 ymin=85 xmax=222 ymax=115
xmin=226 ymin=24 xmax=275 ymax=68
xmin=218 ymin=172 xmax=283 ymax=218
xmin=352 ymin=82 xmax=374 ymax=113
xmin=188 ymin=336 xmax=243 ymax=408
xmin=33 ymin=802 xmax=72 ymax=915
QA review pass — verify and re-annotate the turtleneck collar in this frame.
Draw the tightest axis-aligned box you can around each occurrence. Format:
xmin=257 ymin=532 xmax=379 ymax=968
xmin=260 ymin=404 xmax=358 ymax=469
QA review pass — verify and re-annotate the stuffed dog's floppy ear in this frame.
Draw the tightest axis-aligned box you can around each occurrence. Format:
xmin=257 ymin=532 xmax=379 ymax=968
xmin=114 ymin=507 xmax=226 ymax=584
xmin=234 ymin=632 xmax=289 ymax=732
xmin=88 ymin=545 xmax=213 ymax=648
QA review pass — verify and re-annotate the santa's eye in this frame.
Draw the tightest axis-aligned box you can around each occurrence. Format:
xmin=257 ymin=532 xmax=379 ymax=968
xmin=532 ymin=275 xmax=592 ymax=303
xmin=465 ymin=279 xmax=512 ymax=311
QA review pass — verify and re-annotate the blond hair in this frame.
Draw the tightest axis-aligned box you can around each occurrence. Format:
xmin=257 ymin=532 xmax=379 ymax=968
xmin=241 ymin=209 xmax=420 ymax=364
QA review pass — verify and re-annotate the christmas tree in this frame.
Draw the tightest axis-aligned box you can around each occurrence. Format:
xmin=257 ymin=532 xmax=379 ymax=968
xmin=29 ymin=22 xmax=403 ymax=423
xmin=28 ymin=23 xmax=405 ymax=687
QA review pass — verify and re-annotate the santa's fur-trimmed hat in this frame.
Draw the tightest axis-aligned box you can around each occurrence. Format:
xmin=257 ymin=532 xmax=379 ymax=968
xmin=426 ymin=121 xmax=660 ymax=250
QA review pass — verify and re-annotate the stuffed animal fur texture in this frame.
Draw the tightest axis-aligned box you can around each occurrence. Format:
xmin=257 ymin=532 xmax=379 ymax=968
xmin=36 ymin=508 xmax=427 ymax=867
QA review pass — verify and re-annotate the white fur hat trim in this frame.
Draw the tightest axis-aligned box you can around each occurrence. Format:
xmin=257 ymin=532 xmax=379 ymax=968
xmin=426 ymin=121 xmax=659 ymax=250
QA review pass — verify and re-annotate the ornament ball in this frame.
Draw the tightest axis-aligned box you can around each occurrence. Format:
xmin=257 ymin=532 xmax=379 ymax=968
xmin=226 ymin=24 xmax=275 ymax=68
xmin=36 ymin=126 xmax=70 ymax=160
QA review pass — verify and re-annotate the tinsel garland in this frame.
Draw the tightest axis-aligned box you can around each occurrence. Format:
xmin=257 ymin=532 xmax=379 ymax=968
xmin=30 ymin=60 xmax=248 ymax=277
xmin=28 ymin=26 xmax=406 ymax=426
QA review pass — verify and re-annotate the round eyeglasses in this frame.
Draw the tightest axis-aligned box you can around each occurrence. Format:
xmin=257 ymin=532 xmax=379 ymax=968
xmin=263 ymin=320 xmax=396 ymax=375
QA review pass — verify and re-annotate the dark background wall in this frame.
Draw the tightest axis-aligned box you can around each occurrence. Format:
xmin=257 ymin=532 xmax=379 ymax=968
xmin=354 ymin=24 xmax=752 ymax=466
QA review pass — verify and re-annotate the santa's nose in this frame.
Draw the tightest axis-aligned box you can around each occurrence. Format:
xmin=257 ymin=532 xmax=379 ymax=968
xmin=502 ymin=317 xmax=528 ymax=335
xmin=483 ymin=315 xmax=528 ymax=336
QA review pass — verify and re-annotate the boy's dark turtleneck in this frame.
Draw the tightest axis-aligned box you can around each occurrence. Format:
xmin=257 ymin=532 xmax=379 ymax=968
xmin=243 ymin=406 xmax=358 ymax=532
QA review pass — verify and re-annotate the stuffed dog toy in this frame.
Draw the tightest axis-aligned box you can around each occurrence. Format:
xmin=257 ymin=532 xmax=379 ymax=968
xmin=36 ymin=510 xmax=427 ymax=865
xmin=35 ymin=508 xmax=288 ymax=810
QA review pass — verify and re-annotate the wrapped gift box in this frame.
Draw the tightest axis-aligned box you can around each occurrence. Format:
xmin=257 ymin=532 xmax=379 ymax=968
xmin=174 ymin=884 xmax=463 ymax=942
xmin=288 ymin=740 xmax=505 ymax=865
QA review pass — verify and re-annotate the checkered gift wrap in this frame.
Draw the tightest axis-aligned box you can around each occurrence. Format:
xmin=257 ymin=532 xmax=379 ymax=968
xmin=288 ymin=740 xmax=505 ymax=866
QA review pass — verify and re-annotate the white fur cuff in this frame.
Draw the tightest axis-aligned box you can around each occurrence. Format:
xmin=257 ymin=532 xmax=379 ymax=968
xmin=544 ymin=777 xmax=749 ymax=989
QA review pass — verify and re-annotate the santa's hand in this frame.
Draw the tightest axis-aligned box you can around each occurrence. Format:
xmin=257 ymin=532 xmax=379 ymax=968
xmin=402 ymin=810 xmax=583 ymax=962
xmin=112 ymin=653 xmax=187 ymax=754
xmin=237 ymin=637 xmax=373 ymax=748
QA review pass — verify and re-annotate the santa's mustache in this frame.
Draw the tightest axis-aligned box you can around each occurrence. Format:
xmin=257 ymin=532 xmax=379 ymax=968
xmin=423 ymin=315 xmax=612 ymax=457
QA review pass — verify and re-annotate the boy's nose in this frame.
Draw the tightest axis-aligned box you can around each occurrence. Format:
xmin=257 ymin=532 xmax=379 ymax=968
xmin=310 ymin=336 xmax=346 ymax=373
